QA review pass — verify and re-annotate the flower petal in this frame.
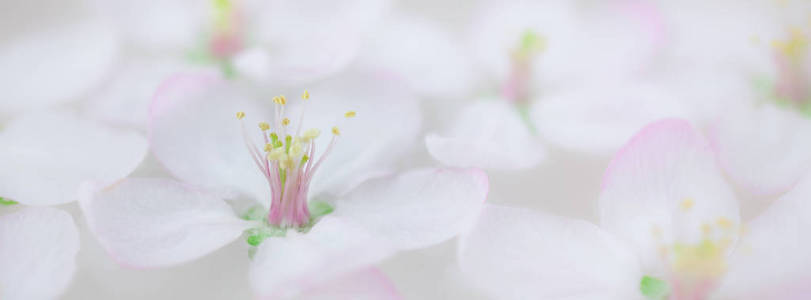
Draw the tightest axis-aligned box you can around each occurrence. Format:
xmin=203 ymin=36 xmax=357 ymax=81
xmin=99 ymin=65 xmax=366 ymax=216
xmin=0 ymin=207 xmax=79 ymax=300
xmin=458 ymin=204 xmax=641 ymax=300
xmin=531 ymin=82 xmax=691 ymax=155
xmin=599 ymin=119 xmax=739 ymax=272
xmin=333 ymin=167 xmax=488 ymax=250
xmin=79 ymin=178 xmax=251 ymax=268
xmin=249 ymin=216 xmax=394 ymax=298
xmin=93 ymin=0 xmax=207 ymax=53
xmin=295 ymin=267 xmax=401 ymax=300
xmin=426 ymin=100 xmax=545 ymax=170
xmin=708 ymin=104 xmax=811 ymax=196
xmin=149 ymin=73 xmax=273 ymax=204
xmin=718 ymin=173 xmax=811 ymax=299
xmin=0 ymin=19 xmax=118 ymax=116
xmin=0 ymin=110 xmax=147 ymax=205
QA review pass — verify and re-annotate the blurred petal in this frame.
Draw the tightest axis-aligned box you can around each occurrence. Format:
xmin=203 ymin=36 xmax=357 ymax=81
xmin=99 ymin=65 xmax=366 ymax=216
xmin=0 ymin=19 xmax=118 ymax=116
xmin=249 ymin=216 xmax=393 ymax=298
xmin=93 ymin=0 xmax=207 ymax=53
xmin=149 ymin=73 xmax=272 ymax=204
xmin=80 ymin=178 xmax=251 ymax=268
xmin=0 ymin=110 xmax=147 ymax=205
xmin=357 ymin=13 xmax=474 ymax=99
xmin=296 ymin=267 xmax=401 ymax=300
xmin=85 ymin=58 xmax=213 ymax=129
xmin=426 ymin=100 xmax=545 ymax=170
xmin=599 ymin=119 xmax=739 ymax=272
xmin=334 ymin=168 xmax=488 ymax=250
xmin=718 ymin=173 xmax=811 ymax=299
xmin=0 ymin=207 xmax=79 ymax=300
xmin=708 ymin=104 xmax=811 ymax=196
xmin=458 ymin=204 xmax=641 ymax=300
xmin=532 ymin=82 xmax=691 ymax=155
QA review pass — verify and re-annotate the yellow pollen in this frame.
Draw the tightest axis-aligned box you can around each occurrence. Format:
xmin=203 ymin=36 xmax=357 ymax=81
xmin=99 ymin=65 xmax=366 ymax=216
xmin=258 ymin=122 xmax=270 ymax=131
xmin=344 ymin=111 xmax=357 ymax=118
xmin=332 ymin=126 xmax=340 ymax=136
xmin=680 ymin=198 xmax=695 ymax=211
xmin=236 ymin=112 xmax=246 ymax=120
xmin=301 ymin=128 xmax=321 ymax=141
xmin=264 ymin=143 xmax=273 ymax=152
xmin=282 ymin=118 xmax=290 ymax=126
xmin=301 ymin=90 xmax=310 ymax=100
xmin=279 ymin=95 xmax=287 ymax=105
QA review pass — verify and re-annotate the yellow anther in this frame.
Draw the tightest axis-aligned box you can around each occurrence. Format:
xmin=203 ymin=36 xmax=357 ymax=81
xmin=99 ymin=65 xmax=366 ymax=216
xmin=291 ymin=141 xmax=303 ymax=156
xmin=344 ymin=111 xmax=356 ymax=118
xmin=267 ymin=148 xmax=287 ymax=161
xmin=301 ymin=128 xmax=321 ymax=141
xmin=278 ymin=95 xmax=287 ymax=105
xmin=264 ymin=143 xmax=273 ymax=152
xmin=717 ymin=217 xmax=733 ymax=230
xmin=236 ymin=112 xmax=246 ymax=120
xmin=282 ymin=118 xmax=290 ymax=126
xmin=258 ymin=122 xmax=270 ymax=131
xmin=332 ymin=126 xmax=341 ymax=136
xmin=680 ymin=198 xmax=695 ymax=211
xmin=301 ymin=90 xmax=310 ymax=100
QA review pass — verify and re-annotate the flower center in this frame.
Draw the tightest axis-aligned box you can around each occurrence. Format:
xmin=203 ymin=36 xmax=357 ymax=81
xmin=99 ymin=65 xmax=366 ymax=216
xmin=766 ymin=27 xmax=811 ymax=116
xmin=236 ymin=90 xmax=355 ymax=231
xmin=502 ymin=30 xmax=546 ymax=105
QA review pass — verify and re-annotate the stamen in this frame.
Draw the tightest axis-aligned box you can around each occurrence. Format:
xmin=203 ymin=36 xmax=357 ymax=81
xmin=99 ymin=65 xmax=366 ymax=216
xmin=344 ymin=111 xmax=357 ymax=118
xmin=236 ymin=111 xmax=245 ymax=120
xmin=301 ymin=90 xmax=310 ymax=100
xmin=258 ymin=122 xmax=270 ymax=131
xmin=332 ymin=126 xmax=341 ymax=136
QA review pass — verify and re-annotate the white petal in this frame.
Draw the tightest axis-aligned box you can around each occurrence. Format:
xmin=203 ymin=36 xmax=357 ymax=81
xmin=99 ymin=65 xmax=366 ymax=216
xmin=249 ymin=216 xmax=394 ymax=298
xmin=84 ymin=58 xmax=214 ymax=129
xmin=0 ymin=19 xmax=118 ymax=116
xmin=0 ymin=207 xmax=79 ymax=300
xmin=426 ymin=100 xmax=545 ymax=170
xmin=149 ymin=73 xmax=273 ymax=204
xmin=599 ymin=119 xmax=739 ymax=272
xmin=333 ymin=168 xmax=488 ymax=250
xmin=458 ymin=204 xmax=641 ymax=300
xmin=296 ymin=267 xmax=401 ymax=300
xmin=718 ymin=173 xmax=811 ymax=299
xmin=532 ymin=82 xmax=691 ymax=155
xmin=79 ymin=178 xmax=250 ymax=268
xmin=708 ymin=104 xmax=811 ymax=196
xmin=0 ymin=110 xmax=147 ymax=206
xmin=357 ymin=13 xmax=475 ymax=99
xmin=93 ymin=0 xmax=207 ymax=53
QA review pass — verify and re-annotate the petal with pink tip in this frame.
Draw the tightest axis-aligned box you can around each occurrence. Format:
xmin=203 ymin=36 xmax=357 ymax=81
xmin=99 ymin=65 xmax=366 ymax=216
xmin=717 ymin=173 xmax=811 ymax=299
xmin=0 ymin=110 xmax=147 ymax=206
xmin=295 ymin=267 xmax=401 ymax=300
xmin=426 ymin=100 xmax=545 ymax=170
xmin=149 ymin=73 xmax=273 ymax=205
xmin=708 ymin=104 xmax=811 ymax=196
xmin=333 ymin=167 xmax=488 ymax=250
xmin=0 ymin=207 xmax=79 ymax=300
xmin=249 ymin=216 xmax=394 ymax=298
xmin=458 ymin=204 xmax=641 ymax=300
xmin=0 ymin=19 xmax=118 ymax=116
xmin=79 ymin=178 xmax=251 ymax=268
xmin=599 ymin=119 xmax=739 ymax=273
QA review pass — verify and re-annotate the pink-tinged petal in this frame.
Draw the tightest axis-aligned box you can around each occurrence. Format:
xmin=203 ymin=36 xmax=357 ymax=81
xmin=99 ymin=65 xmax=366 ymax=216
xmin=426 ymin=100 xmax=545 ymax=170
xmin=287 ymin=72 xmax=422 ymax=197
xmin=599 ymin=119 xmax=739 ymax=272
xmin=458 ymin=204 xmax=641 ymax=300
xmin=84 ymin=58 xmax=215 ymax=130
xmin=295 ymin=267 xmax=401 ymax=300
xmin=357 ymin=13 xmax=475 ymax=100
xmin=245 ymin=0 xmax=392 ymax=85
xmin=92 ymin=0 xmax=207 ymax=53
xmin=0 ymin=207 xmax=79 ymax=300
xmin=717 ymin=173 xmax=811 ymax=299
xmin=149 ymin=73 xmax=273 ymax=205
xmin=79 ymin=178 xmax=251 ymax=268
xmin=334 ymin=168 xmax=488 ymax=250
xmin=708 ymin=104 xmax=811 ymax=196
xmin=0 ymin=110 xmax=147 ymax=206
xmin=532 ymin=82 xmax=691 ymax=155
xmin=249 ymin=216 xmax=394 ymax=298
xmin=0 ymin=19 xmax=118 ymax=116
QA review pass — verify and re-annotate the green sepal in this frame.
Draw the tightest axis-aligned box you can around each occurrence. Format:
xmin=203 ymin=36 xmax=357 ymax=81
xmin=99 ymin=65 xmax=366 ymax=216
xmin=243 ymin=226 xmax=286 ymax=247
xmin=0 ymin=197 xmax=18 ymax=206
xmin=308 ymin=201 xmax=334 ymax=220
xmin=640 ymin=276 xmax=670 ymax=300
xmin=241 ymin=205 xmax=266 ymax=221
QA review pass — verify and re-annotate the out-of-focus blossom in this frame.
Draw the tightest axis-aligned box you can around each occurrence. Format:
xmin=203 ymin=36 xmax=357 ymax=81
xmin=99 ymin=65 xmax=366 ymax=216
xmin=0 ymin=110 xmax=148 ymax=299
xmin=658 ymin=0 xmax=811 ymax=196
xmin=426 ymin=0 xmax=688 ymax=170
xmin=80 ymin=73 xmax=489 ymax=298
xmin=458 ymin=119 xmax=811 ymax=299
